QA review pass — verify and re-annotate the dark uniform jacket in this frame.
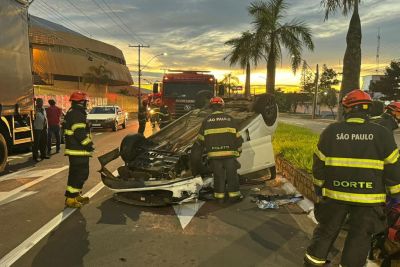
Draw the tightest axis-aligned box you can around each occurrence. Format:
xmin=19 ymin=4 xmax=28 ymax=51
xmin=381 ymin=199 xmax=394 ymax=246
xmin=313 ymin=113 xmax=400 ymax=206
xmin=64 ymin=105 xmax=93 ymax=157
xmin=138 ymin=107 xmax=147 ymax=123
xmin=371 ymin=112 xmax=399 ymax=132
xmin=197 ymin=111 xmax=243 ymax=158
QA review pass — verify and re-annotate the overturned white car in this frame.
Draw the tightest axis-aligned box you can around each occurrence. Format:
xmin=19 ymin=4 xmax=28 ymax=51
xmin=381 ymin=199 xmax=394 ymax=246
xmin=98 ymin=94 xmax=278 ymax=206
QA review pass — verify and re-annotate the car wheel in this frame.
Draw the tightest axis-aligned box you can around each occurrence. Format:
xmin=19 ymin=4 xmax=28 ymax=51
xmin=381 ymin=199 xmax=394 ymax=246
xmin=0 ymin=133 xmax=8 ymax=173
xmin=112 ymin=121 xmax=118 ymax=132
xmin=120 ymin=134 xmax=147 ymax=163
xmin=253 ymin=93 xmax=278 ymax=126
xmin=122 ymin=119 xmax=126 ymax=129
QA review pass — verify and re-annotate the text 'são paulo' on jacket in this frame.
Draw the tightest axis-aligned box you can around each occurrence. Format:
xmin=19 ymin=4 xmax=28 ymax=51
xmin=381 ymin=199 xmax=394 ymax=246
xmin=313 ymin=115 xmax=400 ymax=205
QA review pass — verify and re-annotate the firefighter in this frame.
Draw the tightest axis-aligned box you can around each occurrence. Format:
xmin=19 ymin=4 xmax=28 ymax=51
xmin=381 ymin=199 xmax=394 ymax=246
xmin=64 ymin=91 xmax=94 ymax=208
xmin=304 ymin=89 xmax=400 ymax=267
xmin=197 ymin=97 xmax=243 ymax=203
xmin=159 ymin=105 xmax=171 ymax=129
xmin=371 ymin=101 xmax=400 ymax=132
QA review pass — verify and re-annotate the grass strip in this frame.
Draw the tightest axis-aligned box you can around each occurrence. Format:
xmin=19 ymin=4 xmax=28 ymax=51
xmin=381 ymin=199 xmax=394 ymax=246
xmin=272 ymin=122 xmax=319 ymax=173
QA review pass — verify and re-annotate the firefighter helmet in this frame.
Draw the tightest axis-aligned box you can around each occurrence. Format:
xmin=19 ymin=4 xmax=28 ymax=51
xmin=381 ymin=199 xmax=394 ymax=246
xmin=342 ymin=89 xmax=372 ymax=108
xmin=209 ymin=97 xmax=224 ymax=107
xmin=69 ymin=91 xmax=89 ymax=102
xmin=385 ymin=102 xmax=400 ymax=113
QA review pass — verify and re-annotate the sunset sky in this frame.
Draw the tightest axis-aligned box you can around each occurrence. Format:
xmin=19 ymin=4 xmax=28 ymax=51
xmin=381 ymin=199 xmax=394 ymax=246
xmin=29 ymin=0 xmax=400 ymax=89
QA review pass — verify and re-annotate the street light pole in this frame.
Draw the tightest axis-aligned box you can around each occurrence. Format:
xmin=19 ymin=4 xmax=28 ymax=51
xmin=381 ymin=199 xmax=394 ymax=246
xmin=129 ymin=44 xmax=150 ymax=111
xmin=312 ymin=64 xmax=319 ymax=119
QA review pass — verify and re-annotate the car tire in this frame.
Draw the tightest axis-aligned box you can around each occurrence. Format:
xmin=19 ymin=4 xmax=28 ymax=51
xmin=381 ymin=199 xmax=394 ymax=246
xmin=112 ymin=121 xmax=118 ymax=132
xmin=122 ymin=119 xmax=126 ymax=129
xmin=120 ymin=134 xmax=147 ymax=163
xmin=0 ymin=133 xmax=8 ymax=173
xmin=253 ymin=93 xmax=278 ymax=126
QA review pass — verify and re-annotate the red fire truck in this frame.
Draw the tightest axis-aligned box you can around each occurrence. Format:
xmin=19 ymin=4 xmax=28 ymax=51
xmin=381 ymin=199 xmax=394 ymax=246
xmin=152 ymin=70 xmax=216 ymax=118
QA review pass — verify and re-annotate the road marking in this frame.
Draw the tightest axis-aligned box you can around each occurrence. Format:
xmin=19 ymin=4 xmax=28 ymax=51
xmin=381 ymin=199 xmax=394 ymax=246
xmin=173 ymin=200 xmax=205 ymax=230
xmin=0 ymin=168 xmax=49 ymax=182
xmin=0 ymin=191 xmax=37 ymax=206
xmin=0 ymin=179 xmax=106 ymax=267
xmin=95 ymin=133 xmax=103 ymax=136
xmin=0 ymin=166 xmax=69 ymax=205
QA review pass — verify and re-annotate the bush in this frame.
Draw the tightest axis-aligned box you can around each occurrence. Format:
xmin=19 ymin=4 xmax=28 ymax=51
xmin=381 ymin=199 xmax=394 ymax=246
xmin=272 ymin=122 xmax=319 ymax=173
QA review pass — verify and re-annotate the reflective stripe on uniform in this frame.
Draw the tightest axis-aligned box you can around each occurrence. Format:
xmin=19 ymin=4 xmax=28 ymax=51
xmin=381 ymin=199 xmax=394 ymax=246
xmin=204 ymin=127 xmax=236 ymax=135
xmin=66 ymin=186 xmax=81 ymax=194
xmin=346 ymin=118 xmax=365 ymax=123
xmin=387 ymin=184 xmax=400 ymax=195
xmin=214 ymin=192 xmax=225 ymax=199
xmin=212 ymin=111 xmax=223 ymax=114
xmin=81 ymin=137 xmax=92 ymax=146
xmin=304 ymin=253 xmax=326 ymax=266
xmin=323 ymin=188 xmax=386 ymax=203
xmin=71 ymin=123 xmax=86 ymax=131
xmin=208 ymin=151 xmax=239 ymax=157
xmin=314 ymin=149 xmax=326 ymax=161
xmin=236 ymin=132 xmax=241 ymax=138
xmin=64 ymin=129 xmax=74 ymax=136
xmin=313 ymin=177 xmax=324 ymax=187
xmin=197 ymin=134 xmax=205 ymax=141
xmin=64 ymin=149 xmax=92 ymax=156
xmin=228 ymin=191 xmax=241 ymax=197
xmin=384 ymin=149 xmax=399 ymax=164
xmin=325 ymin=157 xmax=384 ymax=170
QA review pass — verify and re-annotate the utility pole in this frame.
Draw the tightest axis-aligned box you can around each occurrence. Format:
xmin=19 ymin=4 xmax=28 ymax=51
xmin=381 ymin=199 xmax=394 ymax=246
xmin=312 ymin=64 xmax=319 ymax=119
xmin=129 ymin=44 xmax=150 ymax=111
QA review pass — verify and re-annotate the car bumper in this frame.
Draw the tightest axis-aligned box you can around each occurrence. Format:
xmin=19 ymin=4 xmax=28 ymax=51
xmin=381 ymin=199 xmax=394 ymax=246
xmin=89 ymin=120 xmax=114 ymax=128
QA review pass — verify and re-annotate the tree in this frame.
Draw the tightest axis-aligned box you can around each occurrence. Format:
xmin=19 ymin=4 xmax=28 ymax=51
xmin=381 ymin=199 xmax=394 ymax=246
xmin=82 ymin=65 xmax=112 ymax=92
xmin=370 ymin=60 xmax=400 ymax=100
xmin=219 ymin=73 xmax=240 ymax=96
xmin=321 ymin=0 xmax=362 ymax=119
xmin=300 ymin=61 xmax=315 ymax=95
xmin=224 ymin=31 xmax=263 ymax=97
xmin=248 ymin=0 xmax=314 ymax=94
xmin=318 ymin=65 xmax=339 ymax=118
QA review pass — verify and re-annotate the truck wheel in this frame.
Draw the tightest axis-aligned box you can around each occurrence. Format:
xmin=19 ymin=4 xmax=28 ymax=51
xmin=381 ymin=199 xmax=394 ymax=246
xmin=0 ymin=134 xmax=8 ymax=173
xmin=112 ymin=121 xmax=118 ymax=132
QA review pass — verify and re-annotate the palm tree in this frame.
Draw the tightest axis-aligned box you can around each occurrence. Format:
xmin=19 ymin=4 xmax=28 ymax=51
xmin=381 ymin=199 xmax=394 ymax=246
xmin=224 ymin=31 xmax=263 ymax=97
xmin=248 ymin=0 xmax=314 ymax=94
xmin=82 ymin=65 xmax=112 ymax=93
xmin=219 ymin=73 xmax=240 ymax=97
xmin=321 ymin=0 xmax=361 ymax=120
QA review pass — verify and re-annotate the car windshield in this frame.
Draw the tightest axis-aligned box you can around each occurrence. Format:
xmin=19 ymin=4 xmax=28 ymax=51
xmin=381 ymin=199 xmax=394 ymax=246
xmin=163 ymin=83 xmax=213 ymax=99
xmin=90 ymin=107 xmax=115 ymax=114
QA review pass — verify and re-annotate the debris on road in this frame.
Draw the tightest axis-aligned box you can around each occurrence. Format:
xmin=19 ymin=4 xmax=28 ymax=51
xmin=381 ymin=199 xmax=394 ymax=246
xmin=252 ymin=193 xmax=304 ymax=209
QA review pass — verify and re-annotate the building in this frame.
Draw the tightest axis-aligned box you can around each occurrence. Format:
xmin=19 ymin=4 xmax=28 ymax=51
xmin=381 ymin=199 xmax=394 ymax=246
xmin=29 ymin=15 xmax=136 ymax=111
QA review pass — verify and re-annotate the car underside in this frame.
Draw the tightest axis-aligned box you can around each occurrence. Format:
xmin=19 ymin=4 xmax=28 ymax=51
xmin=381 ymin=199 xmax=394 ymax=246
xmin=98 ymin=94 xmax=278 ymax=206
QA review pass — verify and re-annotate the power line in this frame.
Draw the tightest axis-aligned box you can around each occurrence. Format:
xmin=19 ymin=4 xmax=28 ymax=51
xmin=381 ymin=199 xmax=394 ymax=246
xmin=29 ymin=15 xmax=110 ymax=64
xmin=99 ymin=0 xmax=148 ymax=46
xmin=64 ymin=0 xmax=129 ymax=45
xmin=34 ymin=0 xmax=92 ymax=37
xmin=90 ymin=0 xmax=142 ymax=45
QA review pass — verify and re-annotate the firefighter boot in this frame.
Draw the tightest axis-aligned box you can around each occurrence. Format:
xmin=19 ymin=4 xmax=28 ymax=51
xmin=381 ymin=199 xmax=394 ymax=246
xmin=65 ymin=197 xmax=83 ymax=208
xmin=76 ymin=194 xmax=90 ymax=205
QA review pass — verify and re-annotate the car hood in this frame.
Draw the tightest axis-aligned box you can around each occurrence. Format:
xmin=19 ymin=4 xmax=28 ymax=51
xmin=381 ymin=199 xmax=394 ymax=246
xmin=87 ymin=114 xmax=115 ymax=120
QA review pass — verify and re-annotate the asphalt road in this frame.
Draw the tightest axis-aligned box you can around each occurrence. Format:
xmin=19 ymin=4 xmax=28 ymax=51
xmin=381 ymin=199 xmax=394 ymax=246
xmin=279 ymin=113 xmax=400 ymax=146
xmin=0 ymin=117 xmax=325 ymax=267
